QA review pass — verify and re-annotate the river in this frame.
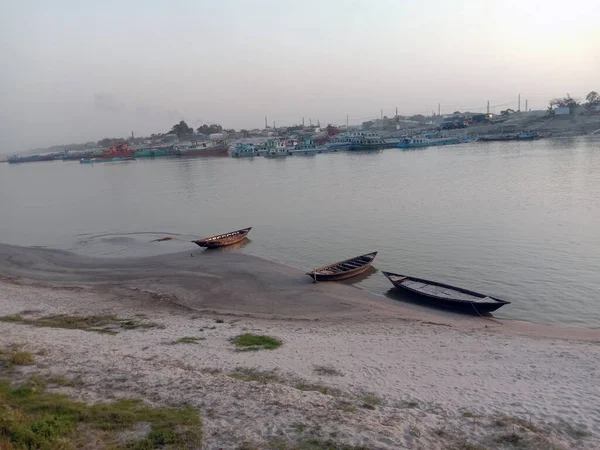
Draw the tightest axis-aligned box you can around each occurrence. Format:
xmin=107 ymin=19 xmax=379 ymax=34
xmin=1 ymin=137 xmax=599 ymax=327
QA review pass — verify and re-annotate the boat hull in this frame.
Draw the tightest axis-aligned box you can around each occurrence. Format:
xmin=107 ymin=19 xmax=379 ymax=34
xmin=80 ymin=157 xmax=135 ymax=164
xmin=307 ymin=252 xmax=378 ymax=282
xmin=382 ymin=271 xmax=509 ymax=314
xmin=397 ymin=138 xmax=461 ymax=149
xmin=179 ymin=144 xmax=229 ymax=157
xmin=193 ymin=227 xmax=252 ymax=248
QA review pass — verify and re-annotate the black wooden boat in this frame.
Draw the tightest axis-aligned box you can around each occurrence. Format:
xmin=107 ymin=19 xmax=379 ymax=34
xmin=382 ymin=271 xmax=510 ymax=314
xmin=192 ymin=227 xmax=251 ymax=248
xmin=307 ymin=252 xmax=377 ymax=281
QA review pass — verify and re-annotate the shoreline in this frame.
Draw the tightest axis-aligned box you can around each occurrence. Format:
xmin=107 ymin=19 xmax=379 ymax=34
xmin=0 ymin=243 xmax=599 ymax=342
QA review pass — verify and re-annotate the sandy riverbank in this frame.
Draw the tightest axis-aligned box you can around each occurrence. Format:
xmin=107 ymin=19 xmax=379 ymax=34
xmin=1 ymin=244 xmax=599 ymax=449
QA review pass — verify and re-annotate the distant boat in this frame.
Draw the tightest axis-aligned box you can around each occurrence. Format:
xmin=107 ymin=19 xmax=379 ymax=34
xmin=479 ymin=130 xmax=539 ymax=142
xmin=192 ymin=227 xmax=252 ymax=248
xmin=8 ymin=153 xmax=57 ymax=164
xmin=397 ymin=137 xmax=461 ymax=149
xmin=100 ymin=143 xmax=135 ymax=159
xmin=349 ymin=132 xmax=387 ymax=151
xmin=231 ymin=143 xmax=256 ymax=158
xmin=264 ymin=139 xmax=290 ymax=158
xmin=307 ymin=252 xmax=377 ymax=281
xmin=327 ymin=133 xmax=353 ymax=152
xmin=80 ymin=157 xmax=135 ymax=164
xmin=133 ymin=146 xmax=177 ymax=158
xmin=382 ymin=271 xmax=510 ymax=314
xmin=177 ymin=140 xmax=229 ymax=157
xmin=288 ymin=137 xmax=329 ymax=155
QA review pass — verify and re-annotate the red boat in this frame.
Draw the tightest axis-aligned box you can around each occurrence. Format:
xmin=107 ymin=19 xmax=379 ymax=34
xmin=101 ymin=143 xmax=135 ymax=159
xmin=177 ymin=140 xmax=229 ymax=157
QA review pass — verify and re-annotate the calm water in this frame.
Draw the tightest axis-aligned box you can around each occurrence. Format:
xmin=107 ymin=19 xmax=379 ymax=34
xmin=1 ymin=138 xmax=600 ymax=327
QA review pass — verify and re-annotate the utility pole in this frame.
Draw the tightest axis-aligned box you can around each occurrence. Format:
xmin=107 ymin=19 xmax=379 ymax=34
xmin=395 ymin=107 xmax=398 ymax=117
xmin=487 ymin=101 xmax=490 ymax=115
xmin=302 ymin=117 xmax=305 ymax=127
xmin=518 ymin=94 xmax=521 ymax=112
xmin=438 ymin=103 xmax=441 ymax=116
xmin=380 ymin=109 xmax=383 ymax=120
xmin=317 ymin=118 xmax=320 ymax=128
xmin=346 ymin=114 xmax=349 ymax=129
xmin=273 ymin=121 xmax=276 ymax=130
xmin=265 ymin=116 xmax=268 ymax=129
xmin=309 ymin=118 xmax=312 ymax=126
xmin=525 ymin=99 xmax=528 ymax=112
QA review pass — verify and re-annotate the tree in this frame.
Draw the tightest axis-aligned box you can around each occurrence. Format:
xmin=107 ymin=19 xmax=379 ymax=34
xmin=169 ymin=120 xmax=194 ymax=137
xmin=585 ymin=91 xmax=599 ymax=107
xmin=549 ymin=94 xmax=579 ymax=109
xmin=196 ymin=124 xmax=223 ymax=135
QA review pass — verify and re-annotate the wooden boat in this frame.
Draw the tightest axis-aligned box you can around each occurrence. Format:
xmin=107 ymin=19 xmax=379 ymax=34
xmin=382 ymin=271 xmax=510 ymax=314
xmin=307 ymin=252 xmax=377 ymax=281
xmin=192 ymin=227 xmax=252 ymax=248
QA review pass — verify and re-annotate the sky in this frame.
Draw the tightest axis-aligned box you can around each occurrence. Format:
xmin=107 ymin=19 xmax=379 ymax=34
xmin=0 ymin=0 xmax=598 ymax=151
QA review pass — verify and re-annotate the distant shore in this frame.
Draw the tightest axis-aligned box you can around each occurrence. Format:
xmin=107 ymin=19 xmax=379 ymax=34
xmin=0 ymin=243 xmax=598 ymax=448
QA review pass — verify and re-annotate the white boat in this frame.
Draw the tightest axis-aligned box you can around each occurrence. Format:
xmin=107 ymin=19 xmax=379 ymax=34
xmin=231 ymin=143 xmax=256 ymax=157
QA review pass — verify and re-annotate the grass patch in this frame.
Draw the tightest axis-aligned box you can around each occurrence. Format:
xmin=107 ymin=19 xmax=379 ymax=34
xmin=313 ymin=365 xmax=343 ymax=377
xmin=0 ymin=379 xmax=202 ymax=449
xmin=360 ymin=394 xmax=382 ymax=409
xmin=294 ymin=381 xmax=338 ymax=396
xmin=232 ymin=333 xmax=282 ymax=351
xmin=493 ymin=415 xmax=540 ymax=432
xmin=172 ymin=337 xmax=205 ymax=345
xmin=494 ymin=432 xmax=524 ymax=445
xmin=228 ymin=367 xmax=281 ymax=383
xmin=0 ymin=314 xmax=159 ymax=335
xmin=28 ymin=373 xmax=84 ymax=389
xmin=201 ymin=368 xmax=222 ymax=375
xmin=448 ymin=440 xmax=488 ymax=450
xmin=335 ymin=400 xmax=356 ymax=413
xmin=292 ymin=423 xmax=308 ymax=432
xmin=8 ymin=351 xmax=35 ymax=366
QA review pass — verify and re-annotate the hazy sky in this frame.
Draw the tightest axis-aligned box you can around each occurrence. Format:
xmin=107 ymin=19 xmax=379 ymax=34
xmin=1 ymin=0 xmax=598 ymax=151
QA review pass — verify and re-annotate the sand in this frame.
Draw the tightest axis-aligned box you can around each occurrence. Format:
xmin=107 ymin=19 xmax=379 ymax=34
xmin=1 ymin=244 xmax=599 ymax=449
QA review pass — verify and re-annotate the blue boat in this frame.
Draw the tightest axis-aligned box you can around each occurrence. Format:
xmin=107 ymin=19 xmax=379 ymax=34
xmin=289 ymin=138 xmax=329 ymax=155
xmin=231 ymin=143 xmax=256 ymax=157
xmin=397 ymin=137 xmax=461 ymax=149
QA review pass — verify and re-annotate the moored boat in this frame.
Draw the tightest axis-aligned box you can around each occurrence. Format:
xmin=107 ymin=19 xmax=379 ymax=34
xmin=349 ymin=132 xmax=387 ymax=151
xmin=8 ymin=153 xmax=57 ymax=164
xmin=101 ymin=143 xmax=135 ymax=159
xmin=231 ymin=143 xmax=256 ymax=158
xmin=133 ymin=146 xmax=177 ymax=158
xmin=264 ymin=139 xmax=290 ymax=158
xmin=307 ymin=252 xmax=377 ymax=281
xmin=288 ymin=138 xmax=329 ymax=155
xmin=192 ymin=227 xmax=252 ymax=248
xmin=382 ymin=271 xmax=510 ymax=314
xmin=177 ymin=140 xmax=229 ymax=157
xmin=80 ymin=157 xmax=136 ymax=164
xmin=397 ymin=137 xmax=461 ymax=149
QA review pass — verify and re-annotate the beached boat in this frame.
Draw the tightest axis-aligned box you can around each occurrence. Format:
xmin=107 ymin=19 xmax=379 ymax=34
xmin=177 ymin=140 xmax=229 ymax=157
xmin=80 ymin=157 xmax=135 ymax=164
xmin=307 ymin=252 xmax=377 ymax=282
xmin=397 ymin=137 xmax=461 ymax=149
xmin=382 ymin=271 xmax=510 ymax=314
xmin=192 ymin=227 xmax=252 ymax=248
xmin=231 ymin=143 xmax=256 ymax=158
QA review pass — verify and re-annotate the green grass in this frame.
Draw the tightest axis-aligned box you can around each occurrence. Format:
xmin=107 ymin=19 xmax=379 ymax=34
xmin=335 ymin=400 xmax=356 ymax=413
xmin=0 ymin=314 xmax=159 ymax=335
xmin=360 ymin=394 xmax=382 ymax=409
xmin=172 ymin=337 xmax=205 ymax=345
xmin=0 ymin=379 xmax=202 ymax=449
xmin=228 ymin=367 xmax=281 ymax=383
xmin=232 ymin=333 xmax=283 ymax=351
xmin=294 ymin=381 xmax=339 ymax=396
xmin=493 ymin=415 xmax=540 ymax=432
xmin=8 ymin=351 xmax=35 ymax=366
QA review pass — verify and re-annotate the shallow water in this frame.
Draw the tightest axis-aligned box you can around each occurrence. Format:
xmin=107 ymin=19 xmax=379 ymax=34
xmin=1 ymin=138 xmax=600 ymax=327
